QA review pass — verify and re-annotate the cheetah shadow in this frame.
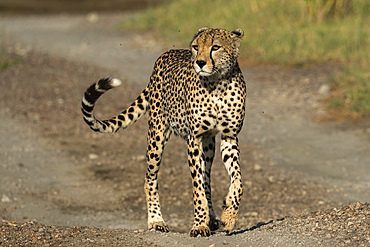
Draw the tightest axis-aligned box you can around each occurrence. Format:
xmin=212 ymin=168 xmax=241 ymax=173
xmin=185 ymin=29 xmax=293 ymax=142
xmin=222 ymin=217 xmax=285 ymax=236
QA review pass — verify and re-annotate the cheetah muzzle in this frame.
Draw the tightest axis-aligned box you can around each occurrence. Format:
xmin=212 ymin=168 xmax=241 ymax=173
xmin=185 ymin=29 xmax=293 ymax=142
xmin=81 ymin=27 xmax=246 ymax=237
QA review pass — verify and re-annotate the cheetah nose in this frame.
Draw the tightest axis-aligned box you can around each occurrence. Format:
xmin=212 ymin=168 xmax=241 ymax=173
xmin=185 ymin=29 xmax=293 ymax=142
xmin=196 ymin=60 xmax=207 ymax=68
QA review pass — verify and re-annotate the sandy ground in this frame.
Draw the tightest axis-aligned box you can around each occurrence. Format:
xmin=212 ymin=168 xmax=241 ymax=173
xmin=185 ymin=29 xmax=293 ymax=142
xmin=0 ymin=11 xmax=370 ymax=246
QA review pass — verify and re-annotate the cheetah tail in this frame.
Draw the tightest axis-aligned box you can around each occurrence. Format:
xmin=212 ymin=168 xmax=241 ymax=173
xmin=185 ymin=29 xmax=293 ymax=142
xmin=81 ymin=78 xmax=149 ymax=133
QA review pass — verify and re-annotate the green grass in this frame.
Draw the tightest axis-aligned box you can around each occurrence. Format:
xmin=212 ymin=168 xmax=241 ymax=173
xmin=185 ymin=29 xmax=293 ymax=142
xmin=0 ymin=38 xmax=17 ymax=70
xmin=0 ymin=52 xmax=18 ymax=70
xmin=122 ymin=0 xmax=370 ymax=118
xmin=331 ymin=63 xmax=370 ymax=116
xmin=0 ymin=53 xmax=15 ymax=70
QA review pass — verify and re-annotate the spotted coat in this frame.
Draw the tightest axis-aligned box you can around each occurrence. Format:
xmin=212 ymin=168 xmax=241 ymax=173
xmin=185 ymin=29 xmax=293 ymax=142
xmin=81 ymin=27 xmax=246 ymax=237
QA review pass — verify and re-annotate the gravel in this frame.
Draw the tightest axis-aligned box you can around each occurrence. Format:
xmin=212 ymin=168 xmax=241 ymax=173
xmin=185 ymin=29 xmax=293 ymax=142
xmin=1 ymin=202 xmax=369 ymax=246
xmin=259 ymin=202 xmax=370 ymax=246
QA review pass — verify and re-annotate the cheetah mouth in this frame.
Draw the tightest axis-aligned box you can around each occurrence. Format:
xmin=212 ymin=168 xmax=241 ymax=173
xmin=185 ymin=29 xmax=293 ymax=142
xmin=197 ymin=69 xmax=214 ymax=77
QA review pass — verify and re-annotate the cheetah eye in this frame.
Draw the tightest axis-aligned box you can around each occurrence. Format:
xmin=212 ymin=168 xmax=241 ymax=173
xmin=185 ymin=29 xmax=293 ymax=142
xmin=192 ymin=45 xmax=199 ymax=51
xmin=211 ymin=45 xmax=221 ymax=51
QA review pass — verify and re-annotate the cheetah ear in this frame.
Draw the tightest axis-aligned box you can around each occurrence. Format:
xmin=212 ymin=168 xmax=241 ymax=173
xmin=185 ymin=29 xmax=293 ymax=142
xmin=231 ymin=28 xmax=244 ymax=40
xmin=194 ymin=27 xmax=210 ymax=37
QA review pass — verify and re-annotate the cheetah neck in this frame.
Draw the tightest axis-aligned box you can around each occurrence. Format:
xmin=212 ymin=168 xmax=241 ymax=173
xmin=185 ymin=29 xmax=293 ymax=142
xmin=200 ymin=65 xmax=237 ymax=93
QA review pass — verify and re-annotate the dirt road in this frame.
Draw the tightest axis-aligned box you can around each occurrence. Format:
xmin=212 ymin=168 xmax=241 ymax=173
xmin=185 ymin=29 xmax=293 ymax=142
xmin=0 ymin=12 xmax=369 ymax=246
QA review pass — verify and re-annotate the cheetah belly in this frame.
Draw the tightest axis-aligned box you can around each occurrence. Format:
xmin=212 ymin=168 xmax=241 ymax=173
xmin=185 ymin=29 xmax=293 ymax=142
xmin=164 ymin=93 xmax=189 ymax=139
xmin=168 ymin=113 xmax=188 ymax=139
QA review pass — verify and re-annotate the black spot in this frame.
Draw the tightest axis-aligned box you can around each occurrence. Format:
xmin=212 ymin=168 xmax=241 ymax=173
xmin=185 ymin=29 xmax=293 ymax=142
xmin=223 ymin=128 xmax=230 ymax=134
xmin=223 ymin=154 xmax=230 ymax=163
xmin=203 ymin=120 xmax=211 ymax=126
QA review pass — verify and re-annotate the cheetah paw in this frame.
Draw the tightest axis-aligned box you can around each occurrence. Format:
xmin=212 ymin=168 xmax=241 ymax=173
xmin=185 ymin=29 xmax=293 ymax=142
xmin=209 ymin=217 xmax=222 ymax=231
xmin=221 ymin=210 xmax=237 ymax=233
xmin=189 ymin=226 xmax=211 ymax=237
xmin=149 ymin=221 xmax=169 ymax=233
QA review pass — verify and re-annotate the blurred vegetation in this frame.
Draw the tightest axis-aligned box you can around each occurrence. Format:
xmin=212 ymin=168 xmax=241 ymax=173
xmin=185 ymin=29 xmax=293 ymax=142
xmin=0 ymin=52 xmax=16 ymax=70
xmin=122 ymin=0 xmax=369 ymax=118
xmin=0 ymin=38 xmax=17 ymax=70
xmin=304 ymin=0 xmax=352 ymax=22
xmin=0 ymin=0 xmax=170 ymax=14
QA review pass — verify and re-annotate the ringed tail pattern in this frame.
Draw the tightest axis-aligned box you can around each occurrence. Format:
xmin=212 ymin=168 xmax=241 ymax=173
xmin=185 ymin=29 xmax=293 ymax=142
xmin=81 ymin=78 xmax=149 ymax=133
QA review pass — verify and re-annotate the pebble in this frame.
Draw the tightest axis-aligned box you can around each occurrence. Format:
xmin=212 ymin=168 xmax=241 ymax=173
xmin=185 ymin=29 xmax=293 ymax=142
xmin=86 ymin=12 xmax=99 ymax=23
xmin=244 ymin=211 xmax=258 ymax=217
xmin=254 ymin=164 xmax=263 ymax=171
xmin=132 ymin=155 xmax=146 ymax=161
xmin=318 ymin=84 xmax=330 ymax=96
xmin=1 ymin=194 xmax=11 ymax=203
xmin=88 ymin=153 xmax=99 ymax=160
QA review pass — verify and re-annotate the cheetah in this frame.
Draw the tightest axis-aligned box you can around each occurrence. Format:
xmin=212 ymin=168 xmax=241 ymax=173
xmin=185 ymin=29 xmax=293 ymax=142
xmin=81 ymin=27 xmax=246 ymax=237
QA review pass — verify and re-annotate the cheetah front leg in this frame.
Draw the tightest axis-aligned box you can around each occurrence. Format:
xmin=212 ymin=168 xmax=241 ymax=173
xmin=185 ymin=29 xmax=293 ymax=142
xmin=220 ymin=135 xmax=243 ymax=233
xmin=188 ymin=135 xmax=211 ymax=237
xmin=144 ymin=124 xmax=170 ymax=233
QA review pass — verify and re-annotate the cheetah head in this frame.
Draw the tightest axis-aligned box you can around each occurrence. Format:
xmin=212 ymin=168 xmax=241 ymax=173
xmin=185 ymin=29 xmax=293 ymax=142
xmin=190 ymin=27 xmax=244 ymax=77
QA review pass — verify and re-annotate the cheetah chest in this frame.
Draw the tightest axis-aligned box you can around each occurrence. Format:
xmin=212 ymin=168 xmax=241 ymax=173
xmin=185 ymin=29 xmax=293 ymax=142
xmin=166 ymin=79 xmax=244 ymax=139
xmin=193 ymin=78 xmax=245 ymax=138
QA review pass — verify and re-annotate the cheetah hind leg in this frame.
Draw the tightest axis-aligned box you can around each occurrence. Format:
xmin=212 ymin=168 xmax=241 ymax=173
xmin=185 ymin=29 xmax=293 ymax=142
xmin=203 ymin=136 xmax=222 ymax=232
xmin=209 ymin=215 xmax=222 ymax=231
